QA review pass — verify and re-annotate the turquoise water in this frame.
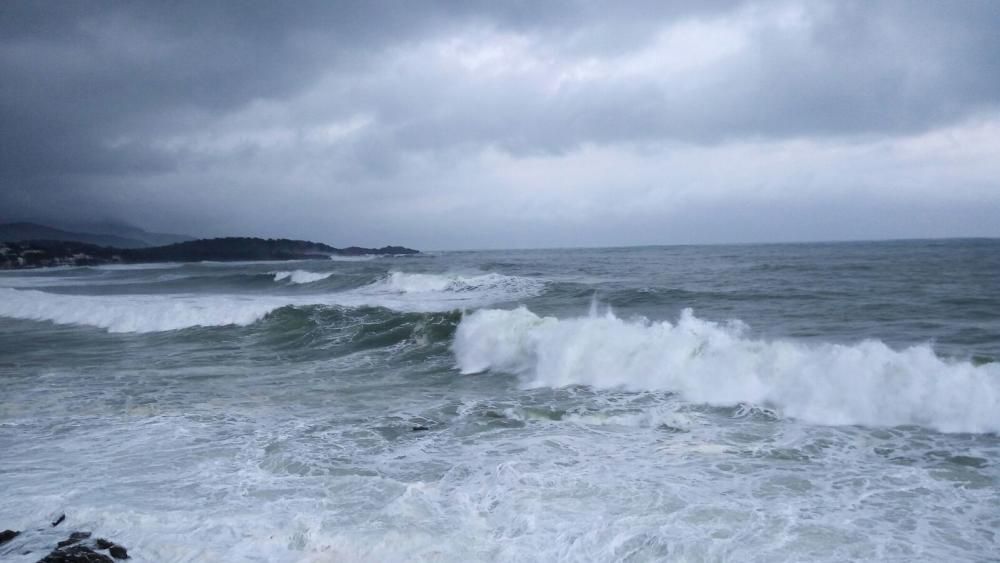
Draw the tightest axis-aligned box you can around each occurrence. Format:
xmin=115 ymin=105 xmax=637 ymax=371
xmin=1 ymin=240 xmax=998 ymax=561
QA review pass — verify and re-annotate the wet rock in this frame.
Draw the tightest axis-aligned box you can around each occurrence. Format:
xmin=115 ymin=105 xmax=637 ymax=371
xmin=1 ymin=529 xmax=20 ymax=545
xmin=37 ymin=544 xmax=114 ymax=563
xmin=3 ymin=515 xmax=130 ymax=561
xmin=56 ymin=532 xmax=91 ymax=548
xmin=94 ymin=539 xmax=129 ymax=560
xmin=41 ymin=531 xmax=130 ymax=562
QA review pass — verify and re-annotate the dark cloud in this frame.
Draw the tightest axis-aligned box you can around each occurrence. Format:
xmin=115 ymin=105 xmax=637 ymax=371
xmin=369 ymin=0 xmax=1000 ymax=152
xmin=1 ymin=0 xmax=998 ymax=246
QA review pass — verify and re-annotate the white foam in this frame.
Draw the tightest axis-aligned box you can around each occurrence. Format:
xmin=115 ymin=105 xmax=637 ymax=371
xmin=273 ymin=270 xmax=334 ymax=284
xmin=453 ymin=307 xmax=1000 ymax=433
xmin=0 ymin=288 xmax=288 ymax=333
xmin=381 ymin=271 xmax=453 ymax=292
xmin=0 ymin=272 xmax=544 ymax=333
xmin=561 ymin=407 xmax=694 ymax=430
xmin=500 ymin=404 xmax=695 ymax=430
xmin=342 ymin=272 xmax=544 ymax=313
xmin=328 ymin=254 xmax=377 ymax=262
xmin=370 ymin=271 xmax=543 ymax=298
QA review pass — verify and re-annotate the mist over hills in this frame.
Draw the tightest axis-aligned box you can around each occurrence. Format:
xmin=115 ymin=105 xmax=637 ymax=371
xmin=0 ymin=222 xmax=192 ymax=248
xmin=59 ymin=220 xmax=195 ymax=247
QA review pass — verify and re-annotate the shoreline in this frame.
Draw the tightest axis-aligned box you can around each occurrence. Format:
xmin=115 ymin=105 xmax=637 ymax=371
xmin=0 ymin=237 xmax=419 ymax=270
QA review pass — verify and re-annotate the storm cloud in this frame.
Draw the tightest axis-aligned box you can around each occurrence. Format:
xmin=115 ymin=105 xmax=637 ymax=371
xmin=2 ymin=0 xmax=999 ymax=248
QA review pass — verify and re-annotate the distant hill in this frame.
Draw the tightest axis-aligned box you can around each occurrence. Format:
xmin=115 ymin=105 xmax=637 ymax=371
xmin=0 ymin=222 xmax=150 ymax=248
xmin=0 ymin=221 xmax=195 ymax=248
xmin=124 ymin=237 xmax=340 ymax=262
xmin=0 ymin=237 xmax=418 ymax=269
xmin=60 ymin=220 xmax=193 ymax=247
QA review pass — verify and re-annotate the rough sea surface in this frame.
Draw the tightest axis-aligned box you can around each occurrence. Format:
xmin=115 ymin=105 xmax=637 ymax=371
xmin=1 ymin=240 xmax=998 ymax=562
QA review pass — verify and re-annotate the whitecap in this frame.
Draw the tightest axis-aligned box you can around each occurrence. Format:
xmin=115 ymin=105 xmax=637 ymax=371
xmin=0 ymin=288 xmax=288 ymax=333
xmin=367 ymin=271 xmax=544 ymax=298
xmin=0 ymin=272 xmax=545 ymax=333
xmin=273 ymin=270 xmax=334 ymax=284
xmin=328 ymin=254 xmax=377 ymax=262
xmin=453 ymin=306 xmax=1000 ymax=433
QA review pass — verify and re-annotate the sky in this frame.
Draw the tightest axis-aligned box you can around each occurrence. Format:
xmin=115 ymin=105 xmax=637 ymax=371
xmin=2 ymin=0 xmax=999 ymax=250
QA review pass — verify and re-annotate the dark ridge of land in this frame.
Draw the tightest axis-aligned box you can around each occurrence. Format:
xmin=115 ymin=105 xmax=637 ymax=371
xmin=0 ymin=237 xmax=418 ymax=269
xmin=0 ymin=222 xmax=150 ymax=249
xmin=0 ymin=222 xmax=194 ymax=249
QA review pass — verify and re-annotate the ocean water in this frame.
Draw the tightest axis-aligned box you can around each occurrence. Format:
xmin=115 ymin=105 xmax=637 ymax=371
xmin=1 ymin=240 xmax=998 ymax=562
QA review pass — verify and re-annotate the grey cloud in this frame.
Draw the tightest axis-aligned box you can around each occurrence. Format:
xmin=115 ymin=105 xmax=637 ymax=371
xmin=377 ymin=1 xmax=1000 ymax=153
xmin=1 ymin=0 xmax=999 ymax=246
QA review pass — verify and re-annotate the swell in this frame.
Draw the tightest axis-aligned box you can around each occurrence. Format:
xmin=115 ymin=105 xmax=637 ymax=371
xmin=0 ymin=271 xmax=543 ymax=333
xmin=246 ymin=306 xmax=461 ymax=359
xmin=453 ymin=306 xmax=1000 ymax=434
xmin=539 ymin=283 xmax=849 ymax=312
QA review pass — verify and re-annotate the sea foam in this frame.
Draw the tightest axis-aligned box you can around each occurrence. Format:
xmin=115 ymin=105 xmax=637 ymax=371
xmin=273 ymin=270 xmax=334 ymax=284
xmin=453 ymin=307 xmax=1000 ymax=433
xmin=0 ymin=288 xmax=287 ymax=333
xmin=0 ymin=272 xmax=544 ymax=333
xmin=373 ymin=271 xmax=543 ymax=297
xmin=328 ymin=254 xmax=377 ymax=262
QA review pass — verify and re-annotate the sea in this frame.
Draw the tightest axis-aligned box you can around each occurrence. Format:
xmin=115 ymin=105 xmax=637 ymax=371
xmin=0 ymin=239 xmax=998 ymax=562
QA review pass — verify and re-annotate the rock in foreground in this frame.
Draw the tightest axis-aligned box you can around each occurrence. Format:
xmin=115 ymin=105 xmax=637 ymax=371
xmin=0 ymin=520 xmax=129 ymax=562
xmin=38 ymin=544 xmax=115 ymax=563
xmin=0 ymin=529 xmax=20 ymax=544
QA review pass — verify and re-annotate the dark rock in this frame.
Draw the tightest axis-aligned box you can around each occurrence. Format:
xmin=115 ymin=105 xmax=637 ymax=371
xmin=0 ymin=529 xmax=20 ymax=545
xmin=38 ymin=544 xmax=113 ymax=563
xmin=93 ymin=539 xmax=128 ymax=560
xmin=0 ymin=514 xmax=132 ymax=562
xmin=56 ymin=532 xmax=91 ymax=548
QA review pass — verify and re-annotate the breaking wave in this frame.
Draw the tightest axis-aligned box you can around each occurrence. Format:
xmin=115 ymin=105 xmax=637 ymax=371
xmin=0 ymin=288 xmax=287 ymax=333
xmin=350 ymin=272 xmax=545 ymax=309
xmin=0 ymin=272 xmax=543 ymax=333
xmin=370 ymin=272 xmax=544 ymax=296
xmin=328 ymin=255 xmax=377 ymax=262
xmin=273 ymin=270 xmax=334 ymax=284
xmin=453 ymin=307 xmax=1000 ymax=433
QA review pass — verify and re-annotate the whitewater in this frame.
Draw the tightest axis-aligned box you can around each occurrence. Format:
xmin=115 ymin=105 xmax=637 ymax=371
xmin=1 ymin=240 xmax=998 ymax=562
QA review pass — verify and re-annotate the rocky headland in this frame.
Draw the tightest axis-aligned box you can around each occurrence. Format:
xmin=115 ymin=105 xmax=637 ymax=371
xmin=0 ymin=237 xmax=418 ymax=269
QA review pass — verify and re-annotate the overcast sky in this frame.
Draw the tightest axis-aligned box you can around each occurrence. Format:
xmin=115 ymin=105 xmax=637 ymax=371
xmin=2 ymin=1 xmax=999 ymax=249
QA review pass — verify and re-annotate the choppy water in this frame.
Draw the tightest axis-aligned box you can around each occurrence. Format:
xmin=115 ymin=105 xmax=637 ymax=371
xmin=1 ymin=240 xmax=998 ymax=562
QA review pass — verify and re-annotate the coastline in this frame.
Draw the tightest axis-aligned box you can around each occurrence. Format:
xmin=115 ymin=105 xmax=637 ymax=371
xmin=0 ymin=238 xmax=418 ymax=270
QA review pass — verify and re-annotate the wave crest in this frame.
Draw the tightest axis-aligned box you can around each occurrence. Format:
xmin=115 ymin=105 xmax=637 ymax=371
xmin=0 ymin=288 xmax=285 ymax=333
xmin=273 ymin=270 xmax=334 ymax=284
xmin=0 ymin=272 xmax=544 ymax=333
xmin=453 ymin=307 xmax=1000 ymax=433
xmin=374 ymin=272 xmax=543 ymax=296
